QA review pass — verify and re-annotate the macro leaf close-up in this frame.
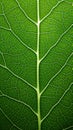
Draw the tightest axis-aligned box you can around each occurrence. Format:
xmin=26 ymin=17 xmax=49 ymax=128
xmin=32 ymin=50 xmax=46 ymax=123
xmin=0 ymin=0 xmax=73 ymax=130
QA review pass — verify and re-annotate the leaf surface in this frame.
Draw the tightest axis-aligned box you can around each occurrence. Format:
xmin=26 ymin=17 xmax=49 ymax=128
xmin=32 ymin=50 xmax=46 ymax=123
xmin=0 ymin=0 xmax=73 ymax=130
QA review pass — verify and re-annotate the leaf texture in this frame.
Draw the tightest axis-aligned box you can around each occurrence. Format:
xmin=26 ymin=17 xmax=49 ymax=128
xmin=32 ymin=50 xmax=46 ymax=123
xmin=0 ymin=0 xmax=73 ymax=130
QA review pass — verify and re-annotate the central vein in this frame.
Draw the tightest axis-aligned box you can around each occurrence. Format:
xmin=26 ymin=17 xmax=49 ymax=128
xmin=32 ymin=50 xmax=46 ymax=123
xmin=37 ymin=0 xmax=41 ymax=130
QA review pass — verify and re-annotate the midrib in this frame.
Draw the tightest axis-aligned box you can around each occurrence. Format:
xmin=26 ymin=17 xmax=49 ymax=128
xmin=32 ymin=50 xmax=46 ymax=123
xmin=37 ymin=0 xmax=41 ymax=130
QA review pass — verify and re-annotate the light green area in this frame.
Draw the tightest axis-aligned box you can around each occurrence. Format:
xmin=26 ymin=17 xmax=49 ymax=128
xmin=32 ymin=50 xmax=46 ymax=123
xmin=0 ymin=0 xmax=73 ymax=130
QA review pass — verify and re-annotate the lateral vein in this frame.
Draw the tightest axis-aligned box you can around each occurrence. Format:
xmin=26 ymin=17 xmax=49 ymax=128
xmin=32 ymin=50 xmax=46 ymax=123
xmin=15 ymin=0 xmax=37 ymax=26
xmin=41 ymin=53 xmax=73 ymax=95
xmin=0 ymin=90 xmax=37 ymax=116
xmin=0 ymin=64 xmax=36 ymax=91
xmin=0 ymin=108 xmax=22 ymax=130
xmin=40 ymin=24 xmax=73 ymax=63
xmin=40 ymin=0 xmax=65 ymax=23
xmin=0 ymin=3 xmax=37 ymax=55
xmin=41 ymin=82 xmax=73 ymax=123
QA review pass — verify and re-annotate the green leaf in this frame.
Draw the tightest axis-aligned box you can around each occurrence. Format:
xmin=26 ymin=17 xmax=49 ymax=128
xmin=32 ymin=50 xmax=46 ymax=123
xmin=0 ymin=0 xmax=73 ymax=130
